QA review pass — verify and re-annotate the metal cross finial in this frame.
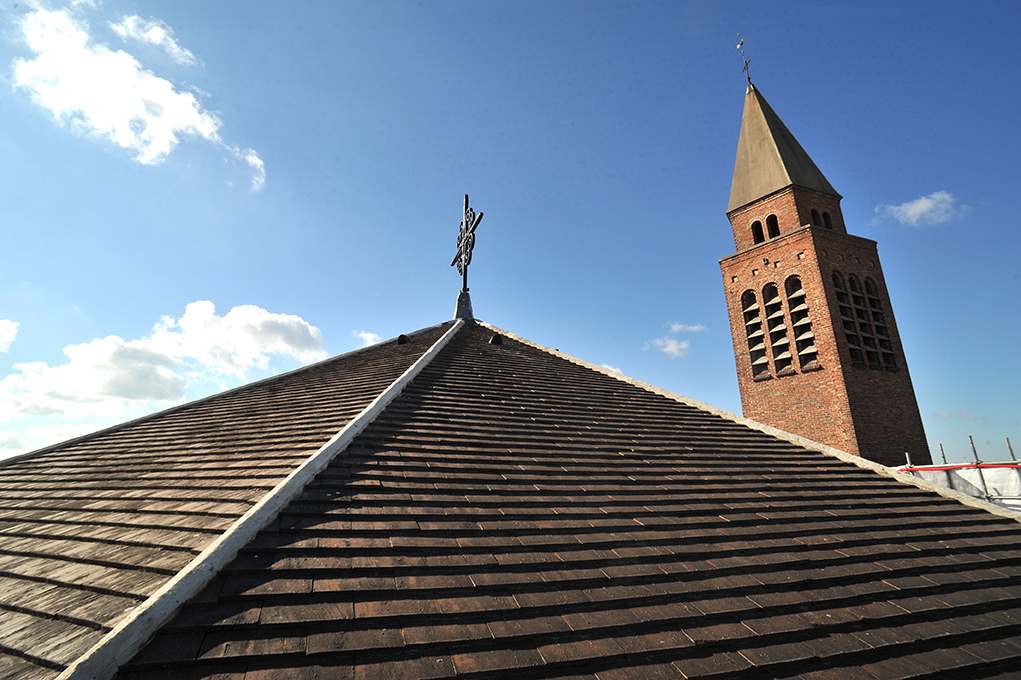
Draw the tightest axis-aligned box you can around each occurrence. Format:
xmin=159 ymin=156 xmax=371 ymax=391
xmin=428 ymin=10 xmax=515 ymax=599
xmin=450 ymin=194 xmax=483 ymax=293
xmin=737 ymin=33 xmax=751 ymax=84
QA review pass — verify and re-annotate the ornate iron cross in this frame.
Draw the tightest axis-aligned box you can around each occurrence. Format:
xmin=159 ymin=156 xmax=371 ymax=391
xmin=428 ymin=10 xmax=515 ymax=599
xmin=450 ymin=194 xmax=483 ymax=293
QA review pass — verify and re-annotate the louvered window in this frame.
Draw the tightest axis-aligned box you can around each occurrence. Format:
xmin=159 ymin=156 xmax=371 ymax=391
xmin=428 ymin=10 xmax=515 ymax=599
xmin=865 ymin=279 xmax=897 ymax=369
xmin=742 ymin=291 xmax=770 ymax=380
xmin=763 ymin=284 xmax=793 ymax=376
xmin=832 ymin=272 xmax=865 ymax=365
xmin=848 ymin=275 xmax=882 ymax=367
xmin=785 ymin=276 xmax=819 ymax=371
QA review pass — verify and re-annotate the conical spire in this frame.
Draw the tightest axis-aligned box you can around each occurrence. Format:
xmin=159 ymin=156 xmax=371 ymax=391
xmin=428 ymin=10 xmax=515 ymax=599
xmin=728 ymin=83 xmax=840 ymax=213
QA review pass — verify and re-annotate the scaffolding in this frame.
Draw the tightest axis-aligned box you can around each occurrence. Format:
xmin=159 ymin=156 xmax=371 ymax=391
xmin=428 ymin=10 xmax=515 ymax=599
xmin=898 ymin=437 xmax=1021 ymax=511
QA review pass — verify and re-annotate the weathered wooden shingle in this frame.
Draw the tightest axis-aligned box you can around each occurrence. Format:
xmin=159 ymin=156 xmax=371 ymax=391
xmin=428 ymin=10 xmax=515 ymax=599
xmin=118 ymin=322 xmax=1021 ymax=679
xmin=0 ymin=322 xmax=452 ymax=680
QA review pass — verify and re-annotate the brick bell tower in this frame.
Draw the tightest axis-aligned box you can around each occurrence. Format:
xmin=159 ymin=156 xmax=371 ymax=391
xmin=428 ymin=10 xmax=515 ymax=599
xmin=719 ymin=83 xmax=930 ymax=466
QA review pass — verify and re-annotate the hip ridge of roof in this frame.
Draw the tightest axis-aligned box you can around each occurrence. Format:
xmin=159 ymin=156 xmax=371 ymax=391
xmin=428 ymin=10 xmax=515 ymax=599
xmin=56 ymin=319 xmax=466 ymax=680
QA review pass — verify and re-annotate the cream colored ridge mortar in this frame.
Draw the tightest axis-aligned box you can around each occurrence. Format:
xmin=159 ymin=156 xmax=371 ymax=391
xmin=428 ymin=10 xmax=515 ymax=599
xmin=58 ymin=320 xmax=465 ymax=680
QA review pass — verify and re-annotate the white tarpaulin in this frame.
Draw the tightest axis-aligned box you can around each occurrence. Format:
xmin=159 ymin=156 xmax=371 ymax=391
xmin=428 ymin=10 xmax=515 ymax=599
xmin=899 ymin=463 xmax=1021 ymax=512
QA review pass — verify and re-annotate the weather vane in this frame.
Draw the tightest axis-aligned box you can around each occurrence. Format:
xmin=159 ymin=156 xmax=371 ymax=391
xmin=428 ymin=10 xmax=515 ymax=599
xmin=737 ymin=33 xmax=751 ymax=84
xmin=451 ymin=194 xmax=483 ymax=294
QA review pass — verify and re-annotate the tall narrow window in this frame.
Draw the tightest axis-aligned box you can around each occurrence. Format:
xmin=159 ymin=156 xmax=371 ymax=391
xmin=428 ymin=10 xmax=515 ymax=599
xmin=848 ymin=275 xmax=881 ymax=367
xmin=865 ymin=279 xmax=897 ymax=369
xmin=751 ymin=221 xmax=764 ymax=244
xmin=742 ymin=291 xmax=770 ymax=380
xmin=833 ymin=272 xmax=865 ymax=365
xmin=763 ymin=284 xmax=793 ymax=376
xmin=785 ymin=276 xmax=819 ymax=371
xmin=823 ymin=212 xmax=833 ymax=229
xmin=766 ymin=214 xmax=780 ymax=238
xmin=811 ymin=209 xmax=821 ymax=226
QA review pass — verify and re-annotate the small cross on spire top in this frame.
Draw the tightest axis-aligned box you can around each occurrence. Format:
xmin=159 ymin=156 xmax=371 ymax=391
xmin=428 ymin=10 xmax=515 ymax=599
xmin=737 ymin=33 xmax=751 ymax=84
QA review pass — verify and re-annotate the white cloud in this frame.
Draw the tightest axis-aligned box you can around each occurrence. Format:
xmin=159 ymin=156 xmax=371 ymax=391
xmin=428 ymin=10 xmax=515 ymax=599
xmin=147 ymin=301 xmax=326 ymax=378
xmin=0 ymin=320 xmax=18 ymax=352
xmin=0 ymin=431 xmax=23 ymax=452
xmin=353 ymin=331 xmax=382 ymax=347
xmin=874 ymin=191 xmax=970 ymax=226
xmin=669 ymin=323 xmax=707 ymax=333
xmin=600 ymin=364 xmax=623 ymax=374
xmin=12 ymin=6 xmax=265 ymax=190
xmin=932 ymin=410 xmax=990 ymax=425
xmin=239 ymin=147 xmax=266 ymax=192
xmin=0 ymin=301 xmax=325 ymax=423
xmin=110 ymin=15 xmax=196 ymax=66
xmin=647 ymin=337 xmax=690 ymax=358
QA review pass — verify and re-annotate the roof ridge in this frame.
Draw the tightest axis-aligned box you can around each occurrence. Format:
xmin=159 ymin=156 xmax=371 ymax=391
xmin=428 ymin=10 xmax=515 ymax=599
xmin=476 ymin=321 xmax=1021 ymax=524
xmin=56 ymin=319 xmax=466 ymax=680
xmin=0 ymin=320 xmax=456 ymax=469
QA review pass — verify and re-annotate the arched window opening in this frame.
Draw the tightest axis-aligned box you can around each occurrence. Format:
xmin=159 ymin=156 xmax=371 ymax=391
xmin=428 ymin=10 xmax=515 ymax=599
xmin=849 ymin=275 xmax=881 ymax=367
xmin=823 ymin=212 xmax=833 ymax=229
xmin=751 ymin=221 xmax=764 ymax=244
xmin=766 ymin=214 xmax=780 ymax=238
xmin=811 ymin=209 xmax=821 ymax=226
xmin=763 ymin=284 xmax=793 ymax=376
xmin=785 ymin=276 xmax=819 ymax=371
xmin=865 ymin=278 xmax=897 ymax=369
xmin=742 ymin=291 xmax=770 ymax=381
xmin=833 ymin=272 xmax=865 ymax=365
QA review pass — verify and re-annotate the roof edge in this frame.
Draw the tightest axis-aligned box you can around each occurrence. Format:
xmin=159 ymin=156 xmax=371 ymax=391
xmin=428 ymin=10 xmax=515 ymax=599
xmin=0 ymin=320 xmax=456 ymax=469
xmin=57 ymin=319 xmax=466 ymax=680
xmin=478 ymin=321 xmax=1021 ymax=525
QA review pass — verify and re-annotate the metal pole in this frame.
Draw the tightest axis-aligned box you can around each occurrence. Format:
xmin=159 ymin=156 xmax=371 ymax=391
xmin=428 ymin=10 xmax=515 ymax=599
xmin=904 ymin=451 xmax=913 ymax=467
xmin=970 ymin=435 xmax=991 ymax=502
xmin=939 ymin=443 xmax=948 ymax=465
xmin=1007 ymin=438 xmax=1021 ymax=495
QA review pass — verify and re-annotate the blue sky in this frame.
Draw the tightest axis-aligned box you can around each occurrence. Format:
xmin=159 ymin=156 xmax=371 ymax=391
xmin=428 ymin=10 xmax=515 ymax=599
xmin=0 ymin=0 xmax=1017 ymax=463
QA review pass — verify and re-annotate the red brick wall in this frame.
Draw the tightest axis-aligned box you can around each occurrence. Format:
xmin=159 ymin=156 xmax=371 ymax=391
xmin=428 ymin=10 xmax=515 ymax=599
xmin=810 ymin=230 xmax=930 ymax=466
xmin=727 ymin=187 xmax=847 ymax=252
xmin=720 ymin=222 xmax=931 ymax=466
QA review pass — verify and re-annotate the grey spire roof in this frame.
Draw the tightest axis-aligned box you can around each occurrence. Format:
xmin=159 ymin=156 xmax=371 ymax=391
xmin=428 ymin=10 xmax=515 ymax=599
xmin=728 ymin=83 xmax=841 ymax=213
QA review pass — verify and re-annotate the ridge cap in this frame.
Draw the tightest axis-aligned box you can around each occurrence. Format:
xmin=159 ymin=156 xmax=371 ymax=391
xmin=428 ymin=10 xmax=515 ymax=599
xmin=56 ymin=319 xmax=465 ymax=680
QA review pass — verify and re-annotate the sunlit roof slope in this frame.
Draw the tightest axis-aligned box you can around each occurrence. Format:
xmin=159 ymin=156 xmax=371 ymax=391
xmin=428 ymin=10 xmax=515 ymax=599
xmin=118 ymin=322 xmax=1021 ymax=680
xmin=0 ymin=321 xmax=453 ymax=680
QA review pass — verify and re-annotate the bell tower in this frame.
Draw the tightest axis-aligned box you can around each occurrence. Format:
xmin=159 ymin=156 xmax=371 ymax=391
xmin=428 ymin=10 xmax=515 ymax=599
xmin=719 ymin=83 xmax=930 ymax=466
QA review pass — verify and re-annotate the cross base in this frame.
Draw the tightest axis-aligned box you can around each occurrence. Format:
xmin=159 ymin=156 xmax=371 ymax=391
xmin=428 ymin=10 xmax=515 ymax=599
xmin=454 ymin=290 xmax=474 ymax=320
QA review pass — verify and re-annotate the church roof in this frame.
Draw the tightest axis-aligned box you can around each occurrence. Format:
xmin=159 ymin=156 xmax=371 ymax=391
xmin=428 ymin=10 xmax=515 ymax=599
xmin=4 ymin=320 xmax=1021 ymax=679
xmin=728 ymin=84 xmax=841 ymax=213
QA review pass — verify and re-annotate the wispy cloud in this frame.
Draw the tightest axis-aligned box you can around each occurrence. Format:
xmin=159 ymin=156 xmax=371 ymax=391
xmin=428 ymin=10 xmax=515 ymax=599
xmin=0 ymin=301 xmax=325 ymax=424
xmin=110 ymin=15 xmax=196 ymax=65
xmin=12 ymin=6 xmax=265 ymax=190
xmin=669 ymin=323 xmax=707 ymax=333
xmin=600 ymin=364 xmax=623 ymax=374
xmin=932 ymin=410 xmax=990 ymax=425
xmin=645 ymin=321 xmax=705 ymax=358
xmin=874 ymin=191 xmax=970 ymax=226
xmin=647 ymin=337 xmax=690 ymax=358
xmin=0 ymin=320 xmax=18 ymax=353
xmin=353 ymin=331 xmax=382 ymax=347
